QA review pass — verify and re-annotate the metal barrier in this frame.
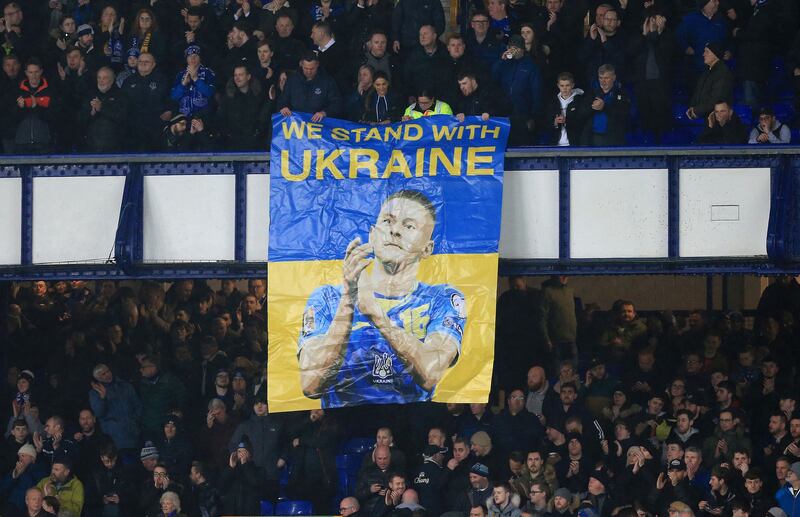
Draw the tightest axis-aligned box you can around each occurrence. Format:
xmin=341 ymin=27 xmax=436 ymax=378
xmin=0 ymin=146 xmax=799 ymax=280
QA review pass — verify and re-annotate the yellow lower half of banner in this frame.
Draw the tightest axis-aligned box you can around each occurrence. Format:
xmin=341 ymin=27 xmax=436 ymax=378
xmin=267 ymin=253 xmax=498 ymax=412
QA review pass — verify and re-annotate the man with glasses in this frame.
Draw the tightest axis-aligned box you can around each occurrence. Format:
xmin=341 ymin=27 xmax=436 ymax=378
xmin=0 ymin=3 xmax=34 ymax=62
xmin=702 ymin=410 xmax=752 ymax=468
xmin=466 ymin=11 xmax=503 ymax=70
xmin=523 ymin=482 xmax=550 ymax=516
xmin=494 ymin=389 xmax=544 ymax=457
xmin=579 ymin=7 xmax=627 ymax=83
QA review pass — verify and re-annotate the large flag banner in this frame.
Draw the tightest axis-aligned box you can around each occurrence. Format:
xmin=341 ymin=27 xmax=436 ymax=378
xmin=267 ymin=113 xmax=510 ymax=412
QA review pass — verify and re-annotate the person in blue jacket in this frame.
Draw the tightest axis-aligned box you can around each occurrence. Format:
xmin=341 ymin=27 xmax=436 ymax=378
xmin=676 ymin=0 xmax=729 ymax=88
xmin=278 ymin=51 xmax=342 ymax=121
xmin=775 ymin=462 xmax=800 ymax=517
xmin=492 ymin=34 xmax=542 ymax=146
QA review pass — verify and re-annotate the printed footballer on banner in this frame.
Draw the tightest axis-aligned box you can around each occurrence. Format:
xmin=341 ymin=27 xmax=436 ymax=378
xmin=296 ymin=189 xmax=467 ymax=408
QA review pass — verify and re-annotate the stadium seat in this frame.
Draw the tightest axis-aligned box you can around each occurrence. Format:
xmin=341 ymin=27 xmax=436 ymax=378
xmin=733 ymin=104 xmax=753 ymax=126
xmin=773 ymin=103 xmax=795 ymax=123
xmin=673 ymin=104 xmax=703 ymax=126
xmin=336 ymin=453 xmax=363 ymax=497
xmin=261 ymin=501 xmax=275 ymax=516
xmin=341 ymin=437 xmax=374 ymax=455
xmin=276 ymin=500 xmax=314 ymax=515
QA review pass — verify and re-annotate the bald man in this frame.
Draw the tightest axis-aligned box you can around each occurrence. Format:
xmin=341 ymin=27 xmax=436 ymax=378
xmin=339 ymin=496 xmax=360 ymax=516
xmin=526 ymin=366 xmax=556 ymax=419
xmin=355 ymin=445 xmax=393 ymax=515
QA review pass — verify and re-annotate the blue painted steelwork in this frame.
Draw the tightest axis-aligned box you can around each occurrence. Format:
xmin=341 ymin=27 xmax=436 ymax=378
xmin=0 ymin=148 xmax=799 ymax=279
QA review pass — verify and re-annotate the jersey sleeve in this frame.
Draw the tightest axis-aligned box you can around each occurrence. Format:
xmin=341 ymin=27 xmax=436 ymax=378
xmin=426 ymin=285 xmax=467 ymax=359
xmin=297 ymin=285 xmax=341 ymax=354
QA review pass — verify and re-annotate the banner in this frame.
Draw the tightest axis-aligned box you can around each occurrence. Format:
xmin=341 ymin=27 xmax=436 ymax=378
xmin=267 ymin=113 xmax=510 ymax=412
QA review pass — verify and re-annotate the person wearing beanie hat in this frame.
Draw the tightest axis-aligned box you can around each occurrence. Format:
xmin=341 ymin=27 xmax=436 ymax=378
xmin=220 ymin=432 xmax=266 ymax=516
xmin=227 ymin=392 xmax=283 ymax=502
xmin=676 ymin=0 xmax=727 ymax=74
xmin=171 ymin=41 xmax=216 ymax=119
xmin=140 ymin=440 xmax=160 ymax=472
xmin=552 ymin=487 xmax=574 ymax=517
xmin=157 ymin=414 xmax=192 ymax=476
xmin=685 ymin=40 xmax=733 ymax=121
xmin=0 ymin=441 xmax=47 ymax=512
xmin=776 ymin=462 xmax=800 ymax=517
xmin=18 ymin=443 xmax=37 ymax=462
xmin=585 ymin=468 xmax=613 ymax=517
xmin=468 ymin=463 xmax=494 ymax=511
xmin=471 ymin=431 xmax=507 ymax=481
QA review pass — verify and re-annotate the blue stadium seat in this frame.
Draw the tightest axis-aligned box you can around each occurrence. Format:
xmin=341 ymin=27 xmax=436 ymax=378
xmin=261 ymin=501 xmax=275 ymax=516
xmin=773 ymin=103 xmax=794 ymax=124
xmin=733 ymin=104 xmax=753 ymax=126
xmin=336 ymin=454 xmax=363 ymax=498
xmin=341 ymin=437 xmax=374 ymax=455
xmin=673 ymin=104 xmax=703 ymax=126
xmin=276 ymin=500 xmax=314 ymax=515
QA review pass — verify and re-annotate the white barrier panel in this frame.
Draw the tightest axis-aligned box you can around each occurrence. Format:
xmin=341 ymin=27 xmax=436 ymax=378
xmin=679 ymin=168 xmax=770 ymax=257
xmin=570 ymin=169 xmax=669 ymax=259
xmin=143 ymin=175 xmax=235 ymax=262
xmin=32 ymin=176 xmax=124 ymax=264
xmin=499 ymin=170 xmax=559 ymax=259
xmin=0 ymin=178 xmax=22 ymax=265
xmin=246 ymin=174 xmax=270 ymax=262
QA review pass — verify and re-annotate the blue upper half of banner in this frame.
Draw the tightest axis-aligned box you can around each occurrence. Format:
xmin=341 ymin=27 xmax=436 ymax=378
xmin=269 ymin=113 xmax=510 ymax=262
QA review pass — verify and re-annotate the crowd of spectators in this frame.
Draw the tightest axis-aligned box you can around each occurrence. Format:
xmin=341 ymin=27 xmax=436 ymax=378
xmin=2 ymin=275 xmax=800 ymax=517
xmin=0 ymin=0 xmax=799 ymax=152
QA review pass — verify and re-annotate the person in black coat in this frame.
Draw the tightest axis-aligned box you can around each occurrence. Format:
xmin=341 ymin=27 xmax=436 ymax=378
xmin=696 ymin=100 xmax=748 ymax=145
xmin=78 ymin=66 xmax=128 ymax=153
xmin=286 ymin=410 xmax=339 ymax=514
xmin=402 ymin=25 xmax=449 ymax=99
xmin=391 ymin=0 xmax=445 ymax=55
xmin=344 ymin=0 xmax=393 ymax=56
xmin=219 ymin=439 xmax=266 ymax=516
xmin=121 ymin=52 xmax=173 ymax=152
xmin=453 ymin=70 xmax=501 ymax=122
xmin=217 ymin=64 xmax=270 ymax=150
xmin=269 ymin=15 xmax=306 ymax=74
xmin=220 ymin=21 xmax=260 ymax=88
xmin=412 ymin=445 xmax=449 ymax=517
xmin=89 ymin=442 xmax=139 ymax=517
xmin=628 ymin=11 xmax=673 ymax=142
xmin=311 ymin=21 xmax=350 ymax=92
xmin=543 ymin=72 xmax=590 ymax=146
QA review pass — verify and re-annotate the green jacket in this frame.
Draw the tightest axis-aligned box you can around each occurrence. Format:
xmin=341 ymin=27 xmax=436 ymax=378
xmin=37 ymin=475 xmax=84 ymax=516
xmin=139 ymin=372 xmax=187 ymax=434
xmin=539 ymin=278 xmax=577 ymax=344
xmin=701 ymin=427 xmax=752 ymax=468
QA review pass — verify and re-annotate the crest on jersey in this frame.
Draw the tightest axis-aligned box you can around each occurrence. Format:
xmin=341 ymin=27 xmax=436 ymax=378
xmin=301 ymin=307 xmax=315 ymax=336
xmin=372 ymin=352 xmax=393 ymax=384
xmin=450 ymin=293 xmax=466 ymax=319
